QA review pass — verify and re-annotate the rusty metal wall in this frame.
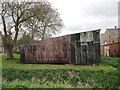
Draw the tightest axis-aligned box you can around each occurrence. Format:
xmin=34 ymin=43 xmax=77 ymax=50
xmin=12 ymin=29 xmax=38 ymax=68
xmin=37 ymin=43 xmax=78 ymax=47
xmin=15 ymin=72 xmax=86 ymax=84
xmin=20 ymin=30 xmax=100 ymax=65
xmin=20 ymin=35 xmax=71 ymax=64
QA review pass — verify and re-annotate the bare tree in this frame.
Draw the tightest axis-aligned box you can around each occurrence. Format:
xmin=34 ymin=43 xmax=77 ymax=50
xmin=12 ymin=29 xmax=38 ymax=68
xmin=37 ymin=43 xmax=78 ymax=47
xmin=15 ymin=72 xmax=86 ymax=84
xmin=0 ymin=2 xmax=35 ymax=59
xmin=24 ymin=2 xmax=63 ymax=40
xmin=0 ymin=1 xmax=63 ymax=60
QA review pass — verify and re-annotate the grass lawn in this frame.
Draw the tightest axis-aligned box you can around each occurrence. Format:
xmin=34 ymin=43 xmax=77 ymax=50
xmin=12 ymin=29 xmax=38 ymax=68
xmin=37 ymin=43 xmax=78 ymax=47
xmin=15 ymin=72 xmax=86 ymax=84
xmin=1 ymin=54 xmax=120 ymax=88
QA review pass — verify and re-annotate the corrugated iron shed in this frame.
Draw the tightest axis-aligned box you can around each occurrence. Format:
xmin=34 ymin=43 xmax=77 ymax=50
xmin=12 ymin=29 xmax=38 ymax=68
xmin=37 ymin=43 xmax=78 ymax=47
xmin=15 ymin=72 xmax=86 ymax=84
xmin=20 ymin=29 xmax=101 ymax=65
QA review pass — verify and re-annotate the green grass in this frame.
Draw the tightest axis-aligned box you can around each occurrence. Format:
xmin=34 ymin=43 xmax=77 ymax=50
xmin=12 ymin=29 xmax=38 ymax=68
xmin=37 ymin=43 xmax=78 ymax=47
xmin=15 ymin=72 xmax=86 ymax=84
xmin=100 ymin=56 xmax=119 ymax=68
xmin=1 ymin=54 xmax=120 ymax=88
xmin=2 ymin=54 xmax=117 ymax=71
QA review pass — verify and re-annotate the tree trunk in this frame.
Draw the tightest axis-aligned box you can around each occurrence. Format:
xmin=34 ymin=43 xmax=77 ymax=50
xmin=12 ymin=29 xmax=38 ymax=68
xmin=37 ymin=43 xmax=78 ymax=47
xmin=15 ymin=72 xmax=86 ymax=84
xmin=41 ymin=26 xmax=46 ymax=40
xmin=2 ymin=36 xmax=14 ymax=60
xmin=6 ymin=45 xmax=14 ymax=60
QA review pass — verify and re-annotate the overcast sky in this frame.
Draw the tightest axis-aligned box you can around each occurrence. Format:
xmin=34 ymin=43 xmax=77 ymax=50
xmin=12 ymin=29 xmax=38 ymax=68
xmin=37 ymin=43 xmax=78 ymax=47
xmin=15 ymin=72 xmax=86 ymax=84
xmin=0 ymin=0 xmax=119 ymax=37
xmin=48 ymin=0 xmax=119 ymax=37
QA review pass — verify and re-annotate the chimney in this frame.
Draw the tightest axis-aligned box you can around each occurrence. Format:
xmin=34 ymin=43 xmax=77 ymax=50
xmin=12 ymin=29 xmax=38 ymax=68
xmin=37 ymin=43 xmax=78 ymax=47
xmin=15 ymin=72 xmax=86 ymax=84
xmin=115 ymin=26 xmax=117 ymax=28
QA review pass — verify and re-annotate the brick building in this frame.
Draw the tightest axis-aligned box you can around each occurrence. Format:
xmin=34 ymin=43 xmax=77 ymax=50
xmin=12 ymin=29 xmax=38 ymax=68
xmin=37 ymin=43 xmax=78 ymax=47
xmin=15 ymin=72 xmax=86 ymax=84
xmin=100 ymin=28 xmax=120 ymax=57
